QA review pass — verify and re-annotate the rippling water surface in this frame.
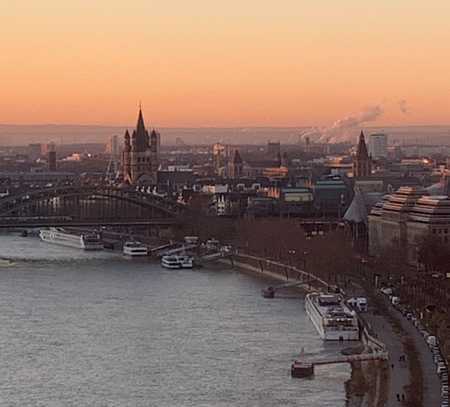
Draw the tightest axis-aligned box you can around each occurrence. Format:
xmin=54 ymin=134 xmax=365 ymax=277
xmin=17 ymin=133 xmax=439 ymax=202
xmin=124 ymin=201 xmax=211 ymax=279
xmin=0 ymin=234 xmax=349 ymax=406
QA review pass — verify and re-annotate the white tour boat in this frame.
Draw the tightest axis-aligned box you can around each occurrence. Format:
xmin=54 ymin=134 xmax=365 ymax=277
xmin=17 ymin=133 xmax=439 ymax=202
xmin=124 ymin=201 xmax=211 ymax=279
xmin=161 ymin=255 xmax=194 ymax=269
xmin=305 ymin=292 xmax=359 ymax=341
xmin=123 ymin=241 xmax=148 ymax=257
xmin=39 ymin=228 xmax=103 ymax=250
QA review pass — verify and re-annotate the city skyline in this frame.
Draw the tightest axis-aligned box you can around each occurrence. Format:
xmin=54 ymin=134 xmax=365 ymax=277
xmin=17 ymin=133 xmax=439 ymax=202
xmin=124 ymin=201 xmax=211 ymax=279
xmin=2 ymin=0 xmax=449 ymax=127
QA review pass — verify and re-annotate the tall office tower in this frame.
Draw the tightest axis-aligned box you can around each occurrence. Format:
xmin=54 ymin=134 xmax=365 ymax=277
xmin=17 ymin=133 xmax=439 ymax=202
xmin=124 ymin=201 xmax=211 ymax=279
xmin=121 ymin=107 xmax=160 ymax=185
xmin=353 ymin=131 xmax=372 ymax=177
xmin=48 ymin=142 xmax=57 ymax=171
xmin=267 ymin=141 xmax=281 ymax=159
xmin=368 ymin=133 xmax=388 ymax=159
xmin=106 ymin=135 xmax=120 ymax=158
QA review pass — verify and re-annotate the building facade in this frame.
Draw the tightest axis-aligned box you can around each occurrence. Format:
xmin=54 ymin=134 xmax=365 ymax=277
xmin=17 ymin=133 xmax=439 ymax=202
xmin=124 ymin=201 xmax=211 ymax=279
xmin=369 ymin=186 xmax=450 ymax=263
xmin=368 ymin=133 xmax=388 ymax=159
xmin=122 ymin=108 xmax=160 ymax=185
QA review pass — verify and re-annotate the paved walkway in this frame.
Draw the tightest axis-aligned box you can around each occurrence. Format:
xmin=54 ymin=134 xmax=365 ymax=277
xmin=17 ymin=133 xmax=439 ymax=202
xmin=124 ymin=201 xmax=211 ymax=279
xmin=390 ymin=305 xmax=441 ymax=407
xmin=363 ymin=307 xmax=410 ymax=406
xmin=362 ymin=297 xmax=442 ymax=406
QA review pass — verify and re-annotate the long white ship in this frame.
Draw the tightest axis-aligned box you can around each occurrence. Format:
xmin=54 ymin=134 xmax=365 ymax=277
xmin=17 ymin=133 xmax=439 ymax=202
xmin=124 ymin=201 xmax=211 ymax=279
xmin=305 ymin=292 xmax=359 ymax=341
xmin=39 ymin=228 xmax=103 ymax=251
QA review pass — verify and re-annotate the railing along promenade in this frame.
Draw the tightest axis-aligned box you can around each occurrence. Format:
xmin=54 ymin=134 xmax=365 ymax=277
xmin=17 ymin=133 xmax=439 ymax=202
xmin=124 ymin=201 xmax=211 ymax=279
xmin=232 ymin=251 xmax=329 ymax=288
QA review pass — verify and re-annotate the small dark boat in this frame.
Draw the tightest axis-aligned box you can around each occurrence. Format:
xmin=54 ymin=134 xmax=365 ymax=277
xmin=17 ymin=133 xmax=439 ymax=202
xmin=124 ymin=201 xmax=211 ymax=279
xmin=262 ymin=287 xmax=275 ymax=298
xmin=291 ymin=361 xmax=314 ymax=378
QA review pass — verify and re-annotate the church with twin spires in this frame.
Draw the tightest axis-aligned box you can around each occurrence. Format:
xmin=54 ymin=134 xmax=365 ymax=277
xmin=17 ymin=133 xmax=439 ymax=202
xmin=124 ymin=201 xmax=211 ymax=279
xmin=122 ymin=108 xmax=160 ymax=185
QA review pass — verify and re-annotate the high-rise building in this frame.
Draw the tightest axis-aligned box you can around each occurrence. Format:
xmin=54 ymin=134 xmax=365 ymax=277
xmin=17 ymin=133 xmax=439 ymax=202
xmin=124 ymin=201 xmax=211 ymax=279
xmin=121 ymin=108 xmax=160 ymax=184
xmin=47 ymin=142 xmax=57 ymax=171
xmin=267 ymin=141 xmax=281 ymax=159
xmin=106 ymin=135 xmax=120 ymax=158
xmin=368 ymin=133 xmax=388 ymax=159
xmin=353 ymin=131 xmax=372 ymax=178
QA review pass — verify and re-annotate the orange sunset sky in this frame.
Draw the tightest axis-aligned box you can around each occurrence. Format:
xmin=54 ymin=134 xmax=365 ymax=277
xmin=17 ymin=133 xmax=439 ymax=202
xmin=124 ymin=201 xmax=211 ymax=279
xmin=1 ymin=0 xmax=449 ymax=127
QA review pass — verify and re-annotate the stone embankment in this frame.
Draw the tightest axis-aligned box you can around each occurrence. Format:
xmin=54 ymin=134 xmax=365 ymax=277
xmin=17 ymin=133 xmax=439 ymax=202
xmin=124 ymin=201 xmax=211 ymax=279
xmin=223 ymin=251 xmax=389 ymax=407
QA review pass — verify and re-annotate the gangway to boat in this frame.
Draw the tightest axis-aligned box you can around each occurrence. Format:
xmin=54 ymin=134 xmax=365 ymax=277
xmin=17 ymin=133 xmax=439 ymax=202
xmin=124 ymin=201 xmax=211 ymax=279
xmin=309 ymin=351 xmax=388 ymax=366
xmin=262 ymin=281 xmax=308 ymax=298
xmin=292 ymin=351 xmax=388 ymax=378
xmin=199 ymin=252 xmax=223 ymax=262
xmin=149 ymin=242 xmax=177 ymax=254
xmin=273 ymin=281 xmax=309 ymax=290
xmin=160 ymin=244 xmax=197 ymax=257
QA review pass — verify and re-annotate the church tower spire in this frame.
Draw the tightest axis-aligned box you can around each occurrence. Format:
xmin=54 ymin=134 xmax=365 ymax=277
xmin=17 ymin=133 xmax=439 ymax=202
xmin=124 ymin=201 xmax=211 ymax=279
xmin=121 ymin=105 xmax=160 ymax=185
xmin=353 ymin=130 xmax=372 ymax=178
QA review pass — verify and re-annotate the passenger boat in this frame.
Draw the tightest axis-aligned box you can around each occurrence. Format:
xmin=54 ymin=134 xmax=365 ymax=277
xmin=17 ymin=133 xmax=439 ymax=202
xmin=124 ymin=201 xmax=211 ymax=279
xmin=305 ymin=292 xmax=359 ymax=341
xmin=123 ymin=241 xmax=148 ymax=257
xmin=161 ymin=255 xmax=194 ymax=269
xmin=39 ymin=228 xmax=103 ymax=250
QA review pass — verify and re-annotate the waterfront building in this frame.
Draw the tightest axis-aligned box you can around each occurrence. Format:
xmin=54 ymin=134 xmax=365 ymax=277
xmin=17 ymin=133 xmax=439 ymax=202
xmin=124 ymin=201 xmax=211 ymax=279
xmin=353 ymin=131 xmax=372 ymax=178
xmin=121 ymin=108 xmax=160 ymax=185
xmin=368 ymin=186 xmax=450 ymax=263
xmin=267 ymin=186 xmax=313 ymax=216
xmin=368 ymin=133 xmax=388 ymax=159
xmin=313 ymin=175 xmax=352 ymax=217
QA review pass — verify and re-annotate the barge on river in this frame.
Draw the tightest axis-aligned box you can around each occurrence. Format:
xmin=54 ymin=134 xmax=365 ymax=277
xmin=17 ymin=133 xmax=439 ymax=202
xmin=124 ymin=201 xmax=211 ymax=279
xmin=305 ymin=292 xmax=359 ymax=341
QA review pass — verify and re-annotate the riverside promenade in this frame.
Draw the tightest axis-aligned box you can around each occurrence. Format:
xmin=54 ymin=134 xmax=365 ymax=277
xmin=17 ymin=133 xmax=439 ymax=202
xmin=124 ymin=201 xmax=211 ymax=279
xmin=357 ymin=287 xmax=441 ymax=406
xmin=228 ymin=252 xmax=442 ymax=406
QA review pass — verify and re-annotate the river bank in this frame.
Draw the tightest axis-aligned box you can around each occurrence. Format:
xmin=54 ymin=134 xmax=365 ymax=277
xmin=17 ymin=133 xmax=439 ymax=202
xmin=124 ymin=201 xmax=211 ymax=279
xmin=219 ymin=253 xmax=388 ymax=407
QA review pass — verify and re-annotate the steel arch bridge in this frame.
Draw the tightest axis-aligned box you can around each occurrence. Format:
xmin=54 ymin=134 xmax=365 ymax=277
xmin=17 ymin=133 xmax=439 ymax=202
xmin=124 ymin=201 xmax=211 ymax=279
xmin=0 ymin=186 xmax=184 ymax=228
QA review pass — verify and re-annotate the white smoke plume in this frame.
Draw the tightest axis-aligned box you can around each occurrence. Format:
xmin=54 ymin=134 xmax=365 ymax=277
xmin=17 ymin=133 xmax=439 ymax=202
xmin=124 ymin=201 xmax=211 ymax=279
xmin=299 ymin=105 xmax=385 ymax=144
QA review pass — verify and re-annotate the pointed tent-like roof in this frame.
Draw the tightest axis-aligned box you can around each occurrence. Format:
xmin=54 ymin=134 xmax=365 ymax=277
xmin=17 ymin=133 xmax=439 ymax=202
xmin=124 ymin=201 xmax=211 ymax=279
xmin=356 ymin=130 xmax=369 ymax=159
xmin=344 ymin=188 xmax=368 ymax=224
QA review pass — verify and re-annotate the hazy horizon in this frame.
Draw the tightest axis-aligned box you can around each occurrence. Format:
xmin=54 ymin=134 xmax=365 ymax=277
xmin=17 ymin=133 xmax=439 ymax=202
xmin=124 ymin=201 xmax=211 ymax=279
xmin=1 ymin=123 xmax=449 ymax=147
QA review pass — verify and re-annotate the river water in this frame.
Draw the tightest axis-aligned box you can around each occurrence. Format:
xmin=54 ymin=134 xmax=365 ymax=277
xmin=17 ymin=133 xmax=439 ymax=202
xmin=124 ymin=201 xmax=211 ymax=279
xmin=0 ymin=234 xmax=349 ymax=406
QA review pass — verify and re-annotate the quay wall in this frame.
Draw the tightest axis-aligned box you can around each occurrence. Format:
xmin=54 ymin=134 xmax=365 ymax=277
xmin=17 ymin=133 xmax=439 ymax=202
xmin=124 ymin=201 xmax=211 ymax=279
xmin=226 ymin=251 xmax=387 ymax=353
xmin=227 ymin=252 xmax=329 ymax=289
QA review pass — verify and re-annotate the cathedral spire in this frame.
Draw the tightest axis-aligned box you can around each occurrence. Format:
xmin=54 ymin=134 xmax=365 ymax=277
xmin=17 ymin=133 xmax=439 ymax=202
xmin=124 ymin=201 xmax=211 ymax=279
xmin=356 ymin=130 xmax=369 ymax=159
xmin=137 ymin=108 xmax=145 ymax=133
xmin=353 ymin=130 xmax=371 ymax=177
